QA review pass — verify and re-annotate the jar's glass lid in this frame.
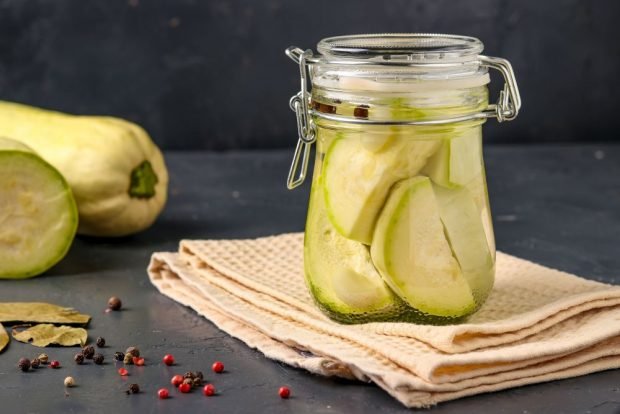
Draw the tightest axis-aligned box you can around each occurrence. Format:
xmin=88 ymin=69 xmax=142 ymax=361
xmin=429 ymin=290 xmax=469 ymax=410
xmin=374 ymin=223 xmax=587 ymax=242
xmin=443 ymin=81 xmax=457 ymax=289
xmin=317 ymin=34 xmax=483 ymax=63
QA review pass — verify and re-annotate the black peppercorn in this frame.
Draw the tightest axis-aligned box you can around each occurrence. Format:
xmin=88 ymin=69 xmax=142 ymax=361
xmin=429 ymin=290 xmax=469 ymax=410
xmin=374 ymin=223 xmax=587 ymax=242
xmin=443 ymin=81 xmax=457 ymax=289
xmin=114 ymin=352 xmax=125 ymax=362
xmin=82 ymin=345 xmax=95 ymax=359
xmin=183 ymin=371 xmax=195 ymax=379
xmin=125 ymin=347 xmax=140 ymax=358
xmin=195 ymin=371 xmax=204 ymax=380
xmin=30 ymin=358 xmax=41 ymax=369
xmin=108 ymin=296 xmax=122 ymax=311
xmin=96 ymin=337 xmax=105 ymax=347
xmin=18 ymin=358 xmax=31 ymax=372
xmin=127 ymin=383 xmax=140 ymax=394
xmin=192 ymin=377 xmax=202 ymax=387
xmin=74 ymin=353 xmax=85 ymax=365
xmin=93 ymin=354 xmax=104 ymax=365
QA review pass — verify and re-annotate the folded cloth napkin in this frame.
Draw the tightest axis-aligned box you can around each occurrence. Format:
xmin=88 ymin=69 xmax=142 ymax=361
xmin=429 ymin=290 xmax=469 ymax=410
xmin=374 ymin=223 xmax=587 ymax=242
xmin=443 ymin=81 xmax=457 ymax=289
xmin=147 ymin=233 xmax=620 ymax=408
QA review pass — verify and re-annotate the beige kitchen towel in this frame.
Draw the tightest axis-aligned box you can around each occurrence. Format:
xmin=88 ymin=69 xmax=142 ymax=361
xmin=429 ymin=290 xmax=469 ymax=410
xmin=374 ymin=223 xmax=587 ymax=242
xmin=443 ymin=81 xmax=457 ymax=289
xmin=147 ymin=233 xmax=620 ymax=408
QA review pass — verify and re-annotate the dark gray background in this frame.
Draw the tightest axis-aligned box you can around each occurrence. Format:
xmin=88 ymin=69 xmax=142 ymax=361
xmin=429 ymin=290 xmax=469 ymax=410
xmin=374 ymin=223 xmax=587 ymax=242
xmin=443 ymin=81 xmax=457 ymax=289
xmin=0 ymin=0 xmax=619 ymax=150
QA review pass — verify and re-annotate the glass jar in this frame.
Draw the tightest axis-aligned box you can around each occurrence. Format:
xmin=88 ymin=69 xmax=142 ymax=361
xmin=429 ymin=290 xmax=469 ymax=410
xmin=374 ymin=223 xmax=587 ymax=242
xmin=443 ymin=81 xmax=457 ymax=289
xmin=284 ymin=34 xmax=521 ymax=324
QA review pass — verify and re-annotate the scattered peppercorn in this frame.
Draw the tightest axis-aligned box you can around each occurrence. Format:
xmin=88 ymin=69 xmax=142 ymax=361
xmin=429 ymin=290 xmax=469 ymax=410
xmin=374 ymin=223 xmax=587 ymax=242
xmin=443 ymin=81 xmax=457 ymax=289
xmin=123 ymin=354 xmax=133 ymax=365
xmin=212 ymin=361 xmax=224 ymax=373
xmin=183 ymin=371 xmax=195 ymax=380
xmin=157 ymin=388 xmax=169 ymax=399
xmin=93 ymin=354 xmax=104 ymax=365
xmin=178 ymin=383 xmax=191 ymax=393
xmin=203 ymin=384 xmax=215 ymax=397
xmin=127 ymin=383 xmax=140 ymax=394
xmin=108 ymin=296 xmax=122 ymax=311
xmin=134 ymin=357 xmax=145 ymax=366
xmin=192 ymin=377 xmax=202 ymax=387
xmin=118 ymin=368 xmax=129 ymax=376
xmin=30 ymin=358 xmax=41 ymax=369
xmin=74 ymin=353 xmax=85 ymax=365
xmin=82 ymin=345 xmax=95 ymax=359
xmin=162 ymin=354 xmax=175 ymax=366
xmin=182 ymin=378 xmax=193 ymax=386
xmin=96 ymin=337 xmax=106 ymax=347
xmin=114 ymin=352 xmax=125 ymax=362
xmin=38 ymin=353 xmax=49 ymax=364
xmin=171 ymin=374 xmax=184 ymax=387
xmin=50 ymin=360 xmax=60 ymax=369
xmin=279 ymin=386 xmax=291 ymax=399
xmin=125 ymin=347 xmax=140 ymax=358
xmin=195 ymin=371 xmax=204 ymax=380
xmin=18 ymin=358 xmax=31 ymax=372
xmin=64 ymin=376 xmax=75 ymax=388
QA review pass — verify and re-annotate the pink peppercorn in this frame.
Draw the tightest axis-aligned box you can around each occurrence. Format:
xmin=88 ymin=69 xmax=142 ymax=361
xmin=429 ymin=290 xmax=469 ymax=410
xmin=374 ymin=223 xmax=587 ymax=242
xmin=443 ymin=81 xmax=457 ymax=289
xmin=212 ymin=361 xmax=224 ymax=373
xmin=203 ymin=384 xmax=216 ymax=396
xmin=279 ymin=386 xmax=291 ymax=399
xmin=158 ymin=388 xmax=170 ymax=399
xmin=163 ymin=354 xmax=175 ymax=366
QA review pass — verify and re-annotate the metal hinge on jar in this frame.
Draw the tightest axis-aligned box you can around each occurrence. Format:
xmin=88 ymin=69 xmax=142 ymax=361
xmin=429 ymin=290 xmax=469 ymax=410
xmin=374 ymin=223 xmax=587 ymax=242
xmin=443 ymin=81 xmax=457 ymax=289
xmin=284 ymin=45 xmax=521 ymax=189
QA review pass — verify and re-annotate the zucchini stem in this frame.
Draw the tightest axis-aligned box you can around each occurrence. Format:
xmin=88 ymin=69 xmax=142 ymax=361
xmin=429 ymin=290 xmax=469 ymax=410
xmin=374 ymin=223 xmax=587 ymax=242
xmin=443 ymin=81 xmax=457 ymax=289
xmin=129 ymin=160 xmax=158 ymax=198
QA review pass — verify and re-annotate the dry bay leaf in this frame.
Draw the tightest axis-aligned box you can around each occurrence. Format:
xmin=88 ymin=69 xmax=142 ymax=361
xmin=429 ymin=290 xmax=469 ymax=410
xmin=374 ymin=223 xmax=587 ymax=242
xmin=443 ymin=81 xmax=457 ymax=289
xmin=0 ymin=323 xmax=8 ymax=352
xmin=12 ymin=324 xmax=87 ymax=347
xmin=0 ymin=303 xmax=90 ymax=325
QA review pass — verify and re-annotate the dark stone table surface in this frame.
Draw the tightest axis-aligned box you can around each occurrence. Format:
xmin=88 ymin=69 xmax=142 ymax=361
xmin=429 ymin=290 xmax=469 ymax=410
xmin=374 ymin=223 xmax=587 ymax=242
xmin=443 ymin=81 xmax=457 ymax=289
xmin=1 ymin=145 xmax=619 ymax=414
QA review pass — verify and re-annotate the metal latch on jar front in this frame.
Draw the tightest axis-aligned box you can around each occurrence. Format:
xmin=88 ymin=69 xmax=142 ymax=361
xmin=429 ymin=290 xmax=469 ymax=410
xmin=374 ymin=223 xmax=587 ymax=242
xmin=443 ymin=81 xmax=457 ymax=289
xmin=284 ymin=46 xmax=522 ymax=190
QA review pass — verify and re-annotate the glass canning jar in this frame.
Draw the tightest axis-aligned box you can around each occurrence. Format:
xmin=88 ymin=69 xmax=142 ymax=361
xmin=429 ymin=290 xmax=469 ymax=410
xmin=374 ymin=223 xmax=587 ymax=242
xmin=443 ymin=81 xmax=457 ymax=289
xmin=284 ymin=34 xmax=521 ymax=324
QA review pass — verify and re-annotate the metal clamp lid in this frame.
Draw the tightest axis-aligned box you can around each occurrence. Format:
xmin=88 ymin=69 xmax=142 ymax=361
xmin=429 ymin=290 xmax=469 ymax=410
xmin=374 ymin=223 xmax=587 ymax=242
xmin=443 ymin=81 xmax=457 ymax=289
xmin=284 ymin=40 xmax=521 ymax=189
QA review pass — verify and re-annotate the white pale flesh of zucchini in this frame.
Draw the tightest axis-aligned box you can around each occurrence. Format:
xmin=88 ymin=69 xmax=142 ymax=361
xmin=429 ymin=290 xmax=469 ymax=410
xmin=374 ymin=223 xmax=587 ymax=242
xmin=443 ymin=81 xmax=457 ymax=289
xmin=370 ymin=176 xmax=475 ymax=317
xmin=323 ymin=137 xmax=439 ymax=244
xmin=480 ymin=205 xmax=496 ymax=254
xmin=422 ymin=127 xmax=482 ymax=188
xmin=359 ymin=131 xmax=394 ymax=153
xmin=433 ymin=184 xmax=494 ymax=302
xmin=462 ymin=172 xmax=496 ymax=254
xmin=304 ymin=184 xmax=396 ymax=313
xmin=0 ymin=145 xmax=77 ymax=278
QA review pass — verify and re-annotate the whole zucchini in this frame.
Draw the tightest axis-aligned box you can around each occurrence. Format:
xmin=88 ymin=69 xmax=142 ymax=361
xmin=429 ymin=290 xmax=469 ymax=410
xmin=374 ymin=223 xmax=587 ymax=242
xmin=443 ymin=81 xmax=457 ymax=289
xmin=0 ymin=101 xmax=168 ymax=237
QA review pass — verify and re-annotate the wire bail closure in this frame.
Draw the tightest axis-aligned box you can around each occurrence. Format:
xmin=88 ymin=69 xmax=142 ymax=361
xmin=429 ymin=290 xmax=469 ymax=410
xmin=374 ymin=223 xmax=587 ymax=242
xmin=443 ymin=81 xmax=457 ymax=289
xmin=284 ymin=45 xmax=521 ymax=189
xmin=285 ymin=48 xmax=316 ymax=189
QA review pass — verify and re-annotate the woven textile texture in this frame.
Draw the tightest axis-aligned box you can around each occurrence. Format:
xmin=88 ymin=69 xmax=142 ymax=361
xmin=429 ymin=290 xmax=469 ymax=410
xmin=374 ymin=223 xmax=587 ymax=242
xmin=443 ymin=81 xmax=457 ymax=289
xmin=148 ymin=233 xmax=620 ymax=408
